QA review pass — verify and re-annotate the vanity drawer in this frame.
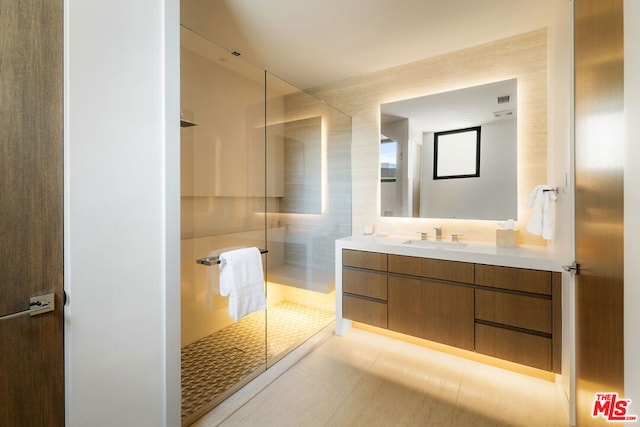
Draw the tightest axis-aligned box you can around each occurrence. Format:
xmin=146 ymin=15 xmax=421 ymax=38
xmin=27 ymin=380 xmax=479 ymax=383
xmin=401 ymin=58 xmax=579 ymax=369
xmin=343 ymin=269 xmax=387 ymax=300
xmin=475 ymin=323 xmax=552 ymax=371
xmin=342 ymin=294 xmax=387 ymax=328
xmin=388 ymin=276 xmax=474 ymax=351
xmin=475 ymin=264 xmax=551 ymax=295
xmin=475 ymin=289 xmax=551 ymax=334
xmin=342 ymin=249 xmax=387 ymax=272
xmin=388 ymin=255 xmax=474 ymax=284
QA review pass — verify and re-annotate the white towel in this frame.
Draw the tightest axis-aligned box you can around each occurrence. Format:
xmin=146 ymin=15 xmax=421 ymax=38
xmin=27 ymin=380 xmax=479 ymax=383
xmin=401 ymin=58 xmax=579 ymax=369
xmin=219 ymin=247 xmax=266 ymax=322
xmin=204 ymin=249 xmax=225 ymax=310
xmin=205 ymin=246 xmax=244 ymax=303
xmin=526 ymin=185 xmax=557 ymax=240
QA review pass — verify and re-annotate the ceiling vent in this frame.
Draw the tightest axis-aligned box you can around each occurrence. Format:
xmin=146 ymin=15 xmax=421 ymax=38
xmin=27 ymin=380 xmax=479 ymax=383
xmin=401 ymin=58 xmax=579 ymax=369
xmin=497 ymin=95 xmax=511 ymax=104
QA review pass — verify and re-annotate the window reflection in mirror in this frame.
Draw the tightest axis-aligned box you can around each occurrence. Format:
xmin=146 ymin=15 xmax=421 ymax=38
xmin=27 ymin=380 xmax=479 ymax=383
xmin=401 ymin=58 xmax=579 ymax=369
xmin=434 ymin=126 xmax=481 ymax=179
xmin=380 ymin=136 xmax=403 ymax=216
xmin=380 ymin=138 xmax=397 ymax=182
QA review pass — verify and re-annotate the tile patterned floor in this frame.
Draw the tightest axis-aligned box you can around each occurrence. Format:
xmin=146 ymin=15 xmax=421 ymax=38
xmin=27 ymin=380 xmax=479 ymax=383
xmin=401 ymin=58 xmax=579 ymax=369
xmin=181 ymin=301 xmax=334 ymax=424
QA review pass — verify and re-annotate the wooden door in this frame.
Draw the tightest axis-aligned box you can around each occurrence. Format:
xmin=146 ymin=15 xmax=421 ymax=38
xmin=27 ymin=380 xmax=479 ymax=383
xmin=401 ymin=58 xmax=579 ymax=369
xmin=0 ymin=0 xmax=64 ymax=425
xmin=574 ymin=0 xmax=625 ymax=425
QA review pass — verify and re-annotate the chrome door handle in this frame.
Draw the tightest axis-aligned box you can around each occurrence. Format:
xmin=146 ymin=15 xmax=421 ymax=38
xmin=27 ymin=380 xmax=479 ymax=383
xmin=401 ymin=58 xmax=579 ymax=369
xmin=0 ymin=293 xmax=55 ymax=320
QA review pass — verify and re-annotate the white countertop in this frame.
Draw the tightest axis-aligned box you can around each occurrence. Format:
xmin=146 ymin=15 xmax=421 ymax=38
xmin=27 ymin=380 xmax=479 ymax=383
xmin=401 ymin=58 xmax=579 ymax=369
xmin=336 ymin=235 xmax=563 ymax=272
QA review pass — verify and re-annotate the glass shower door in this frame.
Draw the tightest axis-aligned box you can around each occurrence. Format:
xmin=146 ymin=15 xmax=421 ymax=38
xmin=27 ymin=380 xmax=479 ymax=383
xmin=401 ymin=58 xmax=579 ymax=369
xmin=264 ymin=73 xmax=352 ymax=367
xmin=178 ymin=22 xmax=352 ymax=426
xmin=179 ymin=26 xmax=268 ymax=425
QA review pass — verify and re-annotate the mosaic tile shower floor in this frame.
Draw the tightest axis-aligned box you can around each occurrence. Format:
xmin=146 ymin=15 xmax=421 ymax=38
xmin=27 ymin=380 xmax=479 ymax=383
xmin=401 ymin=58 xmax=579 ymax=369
xmin=181 ymin=301 xmax=334 ymax=423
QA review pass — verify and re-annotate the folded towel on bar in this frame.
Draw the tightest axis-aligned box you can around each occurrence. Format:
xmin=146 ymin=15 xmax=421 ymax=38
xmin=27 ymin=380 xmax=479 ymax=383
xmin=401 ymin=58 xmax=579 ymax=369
xmin=205 ymin=246 xmax=244 ymax=303
xmin=526 ymin=185 xmax=557 ymax=240
xmin=219 ymin=247 xmax=266 ymax=322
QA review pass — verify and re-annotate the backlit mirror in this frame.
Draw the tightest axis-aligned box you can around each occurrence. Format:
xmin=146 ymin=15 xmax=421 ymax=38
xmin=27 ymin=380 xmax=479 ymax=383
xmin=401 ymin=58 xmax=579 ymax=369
xmin=380 ymin=78 xmax=517 ymax=220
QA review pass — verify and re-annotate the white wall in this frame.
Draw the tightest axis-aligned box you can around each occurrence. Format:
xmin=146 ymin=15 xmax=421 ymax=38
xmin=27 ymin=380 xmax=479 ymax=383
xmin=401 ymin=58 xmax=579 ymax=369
xmin=64 ymin=1 xmax=181 ymax=426
xmin=624 ymin=0 xmax=640 ymax=410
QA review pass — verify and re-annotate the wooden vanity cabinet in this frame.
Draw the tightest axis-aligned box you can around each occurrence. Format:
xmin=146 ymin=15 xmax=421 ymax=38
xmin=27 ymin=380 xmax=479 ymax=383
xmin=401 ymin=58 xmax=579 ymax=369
xmin=388 ymin=255 xmax=474 ymax=283
xmin=342 ymin=249 xmax=387 ymax=271
xmin=388 ymin=276 xmax=475 ymax=351
xmin=473 ymin=264 xmax=562 ymax=373
xmin=342 ymin=250 xmax=388 ymax=328
xmin=387 ymin=255 xmax=475 ymax=350
xmin=340 ymin=249 xmax=562 ymax=373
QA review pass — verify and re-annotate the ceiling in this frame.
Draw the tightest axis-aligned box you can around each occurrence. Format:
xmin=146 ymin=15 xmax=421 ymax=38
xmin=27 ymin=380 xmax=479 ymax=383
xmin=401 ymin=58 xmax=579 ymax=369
xmin=381 ymin=78 xmax=517 ymax=134
xmin=181 ymin=0 xmax=553 ymax=90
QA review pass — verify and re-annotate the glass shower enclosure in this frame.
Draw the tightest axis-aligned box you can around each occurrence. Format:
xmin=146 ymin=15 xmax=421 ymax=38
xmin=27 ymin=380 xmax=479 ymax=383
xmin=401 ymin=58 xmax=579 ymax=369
xmin=179 ymin=26 xmax=352 ymax=425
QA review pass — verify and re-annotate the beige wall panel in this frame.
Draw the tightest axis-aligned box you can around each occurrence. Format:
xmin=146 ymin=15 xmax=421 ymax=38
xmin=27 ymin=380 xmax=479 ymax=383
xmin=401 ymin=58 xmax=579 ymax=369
xmin=310 ymin=29 xmax=548 ymax=245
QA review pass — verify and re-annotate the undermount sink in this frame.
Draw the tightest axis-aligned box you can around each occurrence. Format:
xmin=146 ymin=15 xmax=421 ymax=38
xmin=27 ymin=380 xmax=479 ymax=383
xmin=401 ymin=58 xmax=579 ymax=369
xmin=402 ymin=239 xmax=467 ymax=248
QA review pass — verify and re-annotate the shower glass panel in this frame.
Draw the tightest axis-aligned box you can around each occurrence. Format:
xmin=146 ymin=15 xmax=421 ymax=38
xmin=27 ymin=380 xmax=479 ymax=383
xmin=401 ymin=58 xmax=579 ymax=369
xmin=180 ymin=27 xmax=268 ymax=425
xmin=264 ymin=73 xmax=352 ymax=367
xmin=179 ymin=25 xmax=352 ymax=426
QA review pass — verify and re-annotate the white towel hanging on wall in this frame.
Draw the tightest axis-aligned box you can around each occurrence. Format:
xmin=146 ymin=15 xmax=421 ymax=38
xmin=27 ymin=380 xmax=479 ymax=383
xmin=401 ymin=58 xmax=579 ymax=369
xmin=526 ymin=185 xmax=557 ymax=240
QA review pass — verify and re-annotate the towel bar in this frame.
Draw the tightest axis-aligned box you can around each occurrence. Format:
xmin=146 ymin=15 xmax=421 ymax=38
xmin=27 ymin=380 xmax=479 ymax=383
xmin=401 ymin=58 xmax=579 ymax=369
xmin=542 ymin=187 xmax=559 ymax=194
xmin=196 ymin=249 xmax=268 ymax=266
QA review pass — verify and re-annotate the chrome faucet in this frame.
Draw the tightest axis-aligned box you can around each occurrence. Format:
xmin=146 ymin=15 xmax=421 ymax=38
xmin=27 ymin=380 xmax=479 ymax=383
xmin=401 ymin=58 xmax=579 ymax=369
xmin=434 ymin=226 xmax=442 ymax=241
xmin=418 ymin=232 xmax=428 ymax=241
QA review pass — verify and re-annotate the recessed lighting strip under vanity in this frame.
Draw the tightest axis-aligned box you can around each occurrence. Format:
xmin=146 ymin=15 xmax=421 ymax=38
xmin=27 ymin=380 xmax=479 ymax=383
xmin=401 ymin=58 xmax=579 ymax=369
xmin=335 ymin=235 xmax=563 ymax=379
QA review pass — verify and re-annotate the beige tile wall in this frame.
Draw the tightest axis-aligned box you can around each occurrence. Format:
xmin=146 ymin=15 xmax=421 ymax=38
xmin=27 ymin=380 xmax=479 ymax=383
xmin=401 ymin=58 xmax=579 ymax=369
xmin=309 ymin=29 xmax=549 ymax=245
